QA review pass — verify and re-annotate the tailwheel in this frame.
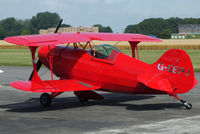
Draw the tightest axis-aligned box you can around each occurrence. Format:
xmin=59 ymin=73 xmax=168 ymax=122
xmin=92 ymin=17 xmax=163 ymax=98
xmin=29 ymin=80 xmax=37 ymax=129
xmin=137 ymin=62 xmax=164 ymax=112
xmin=40 ymin=93 xmax=52 ymax=106
xmin=171 ymin=94 xmax=192 ymax=110
xmin=181 ymin=100 xmax=192 ymax=110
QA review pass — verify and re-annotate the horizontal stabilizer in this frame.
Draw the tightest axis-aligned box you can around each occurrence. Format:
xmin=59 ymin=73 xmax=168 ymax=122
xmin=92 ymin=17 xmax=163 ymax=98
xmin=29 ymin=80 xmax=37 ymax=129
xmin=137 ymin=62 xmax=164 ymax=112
xmin=138 ymin=74 xmax=173 ymax=93
xmin=10 ymin=79 xmax=100 ymax=93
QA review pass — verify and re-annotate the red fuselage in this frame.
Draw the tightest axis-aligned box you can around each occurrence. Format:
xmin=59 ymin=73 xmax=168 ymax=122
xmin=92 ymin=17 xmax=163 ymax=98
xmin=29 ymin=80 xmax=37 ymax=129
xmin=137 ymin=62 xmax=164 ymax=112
xmin=38 ymin=45 xmax=162 ymax=94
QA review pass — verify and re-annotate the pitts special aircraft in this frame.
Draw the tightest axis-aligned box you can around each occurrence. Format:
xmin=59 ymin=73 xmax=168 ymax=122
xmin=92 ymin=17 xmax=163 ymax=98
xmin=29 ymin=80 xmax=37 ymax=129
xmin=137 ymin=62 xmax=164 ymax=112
xmin=5 ymin=21 xmax=198 ymax=110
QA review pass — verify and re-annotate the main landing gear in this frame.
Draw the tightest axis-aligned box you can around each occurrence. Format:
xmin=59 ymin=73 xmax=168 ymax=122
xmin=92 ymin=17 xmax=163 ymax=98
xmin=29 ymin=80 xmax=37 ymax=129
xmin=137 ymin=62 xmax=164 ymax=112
xmin=39 ymin=91 xmax=104 ymax=106
xmin=171 ymin=94 xmax=192 ymax=110
xmin=40 ymin=92 xmax=63 ymax=106
xmin=40 ymin=93 xmax=52 ymax=106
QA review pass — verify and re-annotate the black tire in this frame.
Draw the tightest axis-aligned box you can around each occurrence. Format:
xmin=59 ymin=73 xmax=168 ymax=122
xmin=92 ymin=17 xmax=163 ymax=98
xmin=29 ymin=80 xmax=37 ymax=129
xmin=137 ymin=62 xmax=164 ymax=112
xmin=185 ymin=103 xmax=192 ymax=110
xmin=40 ymin=93 xmax=52 ymax=106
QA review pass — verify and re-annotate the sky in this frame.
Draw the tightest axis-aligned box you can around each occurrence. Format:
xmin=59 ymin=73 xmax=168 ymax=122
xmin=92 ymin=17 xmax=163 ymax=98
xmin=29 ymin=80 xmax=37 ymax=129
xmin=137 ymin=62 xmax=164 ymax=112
xmin=0 ymin=0 xmax=200 ymax=33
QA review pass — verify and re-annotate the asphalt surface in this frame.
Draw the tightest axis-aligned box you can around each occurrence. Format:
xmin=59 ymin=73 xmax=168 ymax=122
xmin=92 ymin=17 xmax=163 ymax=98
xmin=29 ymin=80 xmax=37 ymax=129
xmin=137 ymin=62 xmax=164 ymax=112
xmin=0 ymin=66 xmax=199 ymax=134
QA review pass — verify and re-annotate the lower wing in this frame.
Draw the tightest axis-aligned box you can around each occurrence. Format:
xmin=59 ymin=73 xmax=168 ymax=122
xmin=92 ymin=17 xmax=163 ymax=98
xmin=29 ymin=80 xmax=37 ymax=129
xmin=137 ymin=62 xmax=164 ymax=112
xmin=10 ymin=79 xmax=100 ymax=93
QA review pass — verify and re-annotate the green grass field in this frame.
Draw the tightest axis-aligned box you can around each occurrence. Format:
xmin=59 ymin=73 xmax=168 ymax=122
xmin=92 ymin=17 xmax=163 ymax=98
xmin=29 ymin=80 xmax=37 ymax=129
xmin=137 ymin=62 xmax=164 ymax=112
xmin=0 ymin=49 xmax=32 ymax=66
xmin=0 ymin=49 xmax=199 ymax=72
xmin=122 ymin=49 xmax=200 ymax=72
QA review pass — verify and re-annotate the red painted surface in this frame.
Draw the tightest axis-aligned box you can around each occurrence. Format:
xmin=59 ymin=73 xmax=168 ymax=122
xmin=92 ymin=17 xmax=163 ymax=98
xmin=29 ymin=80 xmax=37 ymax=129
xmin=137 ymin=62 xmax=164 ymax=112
xmin=5 ymin=33 xmax=198 ymax=97
xmin=37 ymin=45 xmax=197 ymax=95
xmin=5 ymin=32 xmax=161 ymax=46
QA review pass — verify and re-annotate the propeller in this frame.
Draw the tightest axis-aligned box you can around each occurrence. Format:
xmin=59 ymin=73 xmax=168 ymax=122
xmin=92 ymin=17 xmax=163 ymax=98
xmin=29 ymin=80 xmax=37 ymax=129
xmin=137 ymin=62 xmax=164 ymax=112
xmin=28 ymin=19 xmax=63 ymax=81
xmin=28 ymin=60 xmax=42 ymax=80
xmin=54 ymin=19 xmax=63 ymax=33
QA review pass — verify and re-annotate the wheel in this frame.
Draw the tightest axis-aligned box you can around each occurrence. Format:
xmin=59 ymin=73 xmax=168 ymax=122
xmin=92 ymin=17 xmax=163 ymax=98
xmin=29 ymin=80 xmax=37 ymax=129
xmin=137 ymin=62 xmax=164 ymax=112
xmin=40 ymin=93 xmax=52 ymax=106
xmin=185 ymin=103 xmax=192 ymax=110
xmin=78 ymin=97 xmax=89 ymax=102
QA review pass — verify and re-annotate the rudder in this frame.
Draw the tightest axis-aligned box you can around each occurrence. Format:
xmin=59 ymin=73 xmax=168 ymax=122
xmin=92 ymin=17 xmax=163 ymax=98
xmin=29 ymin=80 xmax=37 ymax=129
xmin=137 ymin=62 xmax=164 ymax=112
xmin=153 ymin=49 xmax=197 ymax=94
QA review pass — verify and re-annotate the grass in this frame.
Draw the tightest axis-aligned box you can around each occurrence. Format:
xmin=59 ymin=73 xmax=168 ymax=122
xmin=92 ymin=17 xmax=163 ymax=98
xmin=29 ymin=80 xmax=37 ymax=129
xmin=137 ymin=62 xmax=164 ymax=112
xmin=0 ymin=48 xmax=199 ymax=72
xmin=0 ymin=39 xmax=200 ymax=71
xmin=0 ymin=40 xmax=13 ymax=46
xmin=121 ymin=49 xmax=200 ymax=72
xmin=93 ymin=39 xmax=200 ymax=46
xmin=0 ymin=49 xmax=32 ymax=66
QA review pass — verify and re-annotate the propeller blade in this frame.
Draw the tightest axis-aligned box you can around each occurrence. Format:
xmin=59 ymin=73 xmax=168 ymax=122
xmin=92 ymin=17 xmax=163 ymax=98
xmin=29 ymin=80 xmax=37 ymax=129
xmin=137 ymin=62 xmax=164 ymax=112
xmin=54 ymin=19 xmax=63 ymax=33
xmin=29 ymin=60 xmax=42 ymax=81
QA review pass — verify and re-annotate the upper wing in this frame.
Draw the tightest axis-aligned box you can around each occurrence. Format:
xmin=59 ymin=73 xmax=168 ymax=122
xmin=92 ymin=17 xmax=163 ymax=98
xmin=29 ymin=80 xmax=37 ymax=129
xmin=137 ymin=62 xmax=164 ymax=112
xmin=10 ymin=79 xmax=100 ymax=93
xmin=86 ymin=33 xmax=162 ymax=42
xmin=4 ymin=32 xmax=161 ymax=46
xmin=4 ymin=33 xmax=91 ymax=46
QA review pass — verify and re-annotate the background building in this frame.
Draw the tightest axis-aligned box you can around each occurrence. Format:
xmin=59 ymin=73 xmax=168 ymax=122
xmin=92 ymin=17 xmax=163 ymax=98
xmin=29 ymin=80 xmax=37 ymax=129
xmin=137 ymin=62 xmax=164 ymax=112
xmin=179 ymin=24 xmax=200 ymax=34
xmin=171 ymin=24 xmax=200 ymax=39
xmin=40 ymin=27 xmax=99 ymax=34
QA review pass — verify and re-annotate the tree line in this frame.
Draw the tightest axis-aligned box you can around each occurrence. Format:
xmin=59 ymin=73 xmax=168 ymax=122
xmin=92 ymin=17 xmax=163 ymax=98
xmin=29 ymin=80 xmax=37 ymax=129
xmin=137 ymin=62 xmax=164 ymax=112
xmin=0 ymin=11 xmax=112 ymax=39
xmin=0 ymin=12 xmax=61 ymax=39
xmin=0 ymin=11 xmax=200 ymax=39
xmin=124 ymin=17 xmax=200 ymax=39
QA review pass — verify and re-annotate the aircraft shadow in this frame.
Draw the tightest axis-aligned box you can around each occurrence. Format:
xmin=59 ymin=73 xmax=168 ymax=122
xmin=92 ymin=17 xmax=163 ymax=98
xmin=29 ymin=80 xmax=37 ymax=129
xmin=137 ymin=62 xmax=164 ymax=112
xmin=0 ymin=93 xmax=183 ymax=113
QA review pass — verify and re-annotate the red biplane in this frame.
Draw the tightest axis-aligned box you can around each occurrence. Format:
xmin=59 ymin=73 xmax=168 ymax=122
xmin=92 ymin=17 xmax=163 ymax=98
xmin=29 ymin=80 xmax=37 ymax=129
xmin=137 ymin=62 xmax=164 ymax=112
xmin=5 ymin=22 xmax=198 ymax=110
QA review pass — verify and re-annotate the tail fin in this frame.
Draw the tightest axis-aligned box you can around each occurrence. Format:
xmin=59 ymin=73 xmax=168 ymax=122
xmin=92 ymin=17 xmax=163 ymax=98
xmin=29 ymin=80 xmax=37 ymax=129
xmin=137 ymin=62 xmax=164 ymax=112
xmin=153 ymin=49 xmax=198 ymax=94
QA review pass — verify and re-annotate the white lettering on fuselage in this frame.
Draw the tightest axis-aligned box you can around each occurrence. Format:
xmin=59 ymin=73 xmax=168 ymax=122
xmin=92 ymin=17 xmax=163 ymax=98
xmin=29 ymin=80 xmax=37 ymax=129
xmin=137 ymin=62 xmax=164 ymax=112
xmin=157 ymin=63 xmax=190 ymax=76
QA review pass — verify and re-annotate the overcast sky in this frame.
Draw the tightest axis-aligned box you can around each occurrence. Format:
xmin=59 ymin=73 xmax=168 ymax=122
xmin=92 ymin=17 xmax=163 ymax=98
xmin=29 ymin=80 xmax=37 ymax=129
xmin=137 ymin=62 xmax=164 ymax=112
xmin=0 ymin=0 xmax=200 ymax=33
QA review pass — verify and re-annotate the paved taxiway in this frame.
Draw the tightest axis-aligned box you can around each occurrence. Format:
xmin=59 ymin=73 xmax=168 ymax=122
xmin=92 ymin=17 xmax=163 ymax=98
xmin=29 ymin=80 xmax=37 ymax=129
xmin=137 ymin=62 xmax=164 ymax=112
xmin=0 ymin=66 xmax=199 ymax=134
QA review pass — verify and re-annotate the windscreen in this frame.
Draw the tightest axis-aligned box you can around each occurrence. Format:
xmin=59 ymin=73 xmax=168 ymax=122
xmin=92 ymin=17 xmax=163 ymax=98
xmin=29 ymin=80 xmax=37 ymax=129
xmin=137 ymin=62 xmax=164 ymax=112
xmin=89 ymin=44 xmax=121 ymax=59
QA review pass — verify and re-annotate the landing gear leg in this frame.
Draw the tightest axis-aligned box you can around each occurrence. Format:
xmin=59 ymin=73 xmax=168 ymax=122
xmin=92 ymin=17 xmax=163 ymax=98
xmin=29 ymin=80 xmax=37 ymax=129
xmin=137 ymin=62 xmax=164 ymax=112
xmin=172 ymin=95 xmax=192 ymax=110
